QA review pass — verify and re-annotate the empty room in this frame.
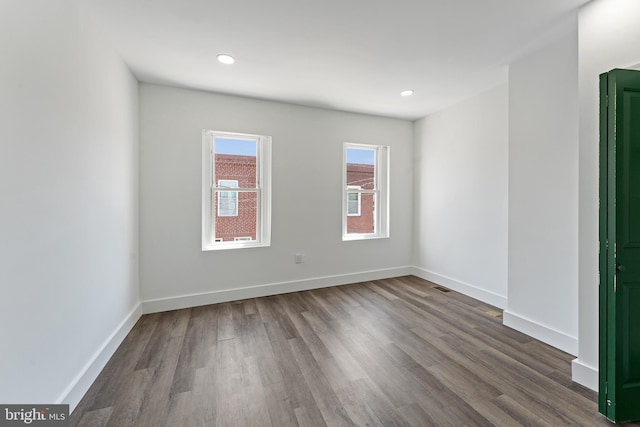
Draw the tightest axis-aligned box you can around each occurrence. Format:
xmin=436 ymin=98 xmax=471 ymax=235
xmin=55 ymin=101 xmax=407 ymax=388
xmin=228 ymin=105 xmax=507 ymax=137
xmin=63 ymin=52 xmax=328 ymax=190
xmin=2 ymin=0 xmax=640 ymax=425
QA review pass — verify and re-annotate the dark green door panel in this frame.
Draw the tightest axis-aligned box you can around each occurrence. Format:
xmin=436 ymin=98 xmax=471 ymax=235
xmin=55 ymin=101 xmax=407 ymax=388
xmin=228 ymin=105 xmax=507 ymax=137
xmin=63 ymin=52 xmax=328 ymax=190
xmin=600 ymin=68 xmax=640 ymax=423
xmin=622 ymin=284 xmax=640 ymax=381
xmin=622 ymin=91 xmax=640 ymax=244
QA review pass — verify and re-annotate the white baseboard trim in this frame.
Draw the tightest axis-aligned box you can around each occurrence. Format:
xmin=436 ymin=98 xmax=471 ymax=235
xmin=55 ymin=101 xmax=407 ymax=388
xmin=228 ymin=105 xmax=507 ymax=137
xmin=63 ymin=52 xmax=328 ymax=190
xmin=410 ymin=266 xmax=507 ymax=309
xmin=572 ymin=358 xmax=598 ymax=391
xmin=502 ymin=310 xmax=578 ymax=356
xmin=142 ymin=266 xmax=413 ymax=314
xmin=58 ymin=302 xmax=143 ymax=412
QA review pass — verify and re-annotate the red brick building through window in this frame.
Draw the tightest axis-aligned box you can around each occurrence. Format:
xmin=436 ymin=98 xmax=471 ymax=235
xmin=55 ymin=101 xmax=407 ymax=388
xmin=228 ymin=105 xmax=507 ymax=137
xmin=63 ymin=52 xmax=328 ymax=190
xmin=346 ymin=162 xmax=375 ymax=234
xmin=214 ymin=154 xmax=257 ymax=241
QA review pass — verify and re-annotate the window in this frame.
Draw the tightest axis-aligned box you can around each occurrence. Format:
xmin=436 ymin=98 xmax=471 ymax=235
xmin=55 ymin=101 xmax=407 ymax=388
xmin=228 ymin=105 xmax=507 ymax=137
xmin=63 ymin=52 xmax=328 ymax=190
xmin=347 ymin=185 xmax=361 ymax=216
xmin=202 ymin=131 xmax=271 ymax=250
xmin=217 ymin=180 xmax=238 ymax=216
xmin=343 ymin=143 xmax=389 ymax=240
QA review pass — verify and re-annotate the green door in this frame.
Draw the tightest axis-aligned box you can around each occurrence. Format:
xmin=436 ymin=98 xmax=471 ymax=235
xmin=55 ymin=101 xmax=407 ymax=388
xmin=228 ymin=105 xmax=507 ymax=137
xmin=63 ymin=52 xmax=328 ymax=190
xmin=600 ymin=68 xmax=640 ymax=423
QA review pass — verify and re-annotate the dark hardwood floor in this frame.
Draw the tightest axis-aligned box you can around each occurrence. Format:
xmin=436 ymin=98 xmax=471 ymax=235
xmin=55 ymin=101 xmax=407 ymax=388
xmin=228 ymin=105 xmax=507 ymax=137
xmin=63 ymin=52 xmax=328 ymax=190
xmin=71 ymin=276 xmax=635 ymax=426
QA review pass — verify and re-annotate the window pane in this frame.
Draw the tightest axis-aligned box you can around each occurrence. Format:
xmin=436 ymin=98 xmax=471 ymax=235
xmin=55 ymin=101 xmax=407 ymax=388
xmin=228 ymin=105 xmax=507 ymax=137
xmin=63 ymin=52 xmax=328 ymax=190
xmin=347 ymin=191 xmax=360 ymax=216
xmin=215 ymin=137 xmax=257 ymax=188
xmin=346 ymin=147 xmax=375 ymax=189
xmin=214 ymin=191 xmax=258 ymax=242
xmin=347 ymin=193 xmax=375 ymax=234
xmin=343 ymin=143 xmax=388 ymax=240
xmin=217 ymin=180 xmax=238 ymax=216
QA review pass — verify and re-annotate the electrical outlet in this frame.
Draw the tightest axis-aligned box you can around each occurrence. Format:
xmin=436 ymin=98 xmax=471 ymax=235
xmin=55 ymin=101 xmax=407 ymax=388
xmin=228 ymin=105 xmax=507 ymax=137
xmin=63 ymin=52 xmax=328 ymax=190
xmin=295 ymin=253 xmax=303 ymax=264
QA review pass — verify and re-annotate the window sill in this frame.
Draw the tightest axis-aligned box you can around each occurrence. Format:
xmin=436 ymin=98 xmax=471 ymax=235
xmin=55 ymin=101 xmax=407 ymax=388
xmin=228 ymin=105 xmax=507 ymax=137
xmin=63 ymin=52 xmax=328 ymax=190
xmin=202 ymin=242 xmax=270 ymax=251
xmin=342 ymin=234 xmax=389 ymax=242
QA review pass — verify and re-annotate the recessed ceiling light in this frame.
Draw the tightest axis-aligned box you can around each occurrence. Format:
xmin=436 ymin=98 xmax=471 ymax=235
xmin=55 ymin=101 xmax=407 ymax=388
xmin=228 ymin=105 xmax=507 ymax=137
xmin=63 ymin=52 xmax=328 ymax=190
xmin=217 ymin=54 xmax=235 ymax=65
xmin=400 ymin=90 xmax=414 ymax=97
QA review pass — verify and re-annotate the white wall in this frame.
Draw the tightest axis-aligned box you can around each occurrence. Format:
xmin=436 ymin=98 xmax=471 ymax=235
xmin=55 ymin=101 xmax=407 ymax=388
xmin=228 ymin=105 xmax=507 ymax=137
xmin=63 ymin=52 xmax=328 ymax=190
xmin=412 ymin=84 xmax=508 ymax=308
xmin=506 ymin=19 xmax=579 ymax=356
xmin=574 ymin=0 xmax=640 ymax=389
xmin=139 ymin=84 xmax=413 ymax=309
xmin=0 ymin=0 xmax=140 ymax=409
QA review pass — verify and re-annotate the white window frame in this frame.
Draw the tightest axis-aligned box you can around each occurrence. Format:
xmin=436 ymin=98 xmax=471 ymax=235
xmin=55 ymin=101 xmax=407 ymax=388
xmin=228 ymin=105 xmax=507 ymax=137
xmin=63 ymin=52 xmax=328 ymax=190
xmin=347 ymin=185 xmax=362 ymax=216
xmin=342 ymin=142 xmax=389 ymax=240
xmin=217 ymin=179 xmax=238 ymax=217
xmin=202 ymin=130 xmax=271 ymax=250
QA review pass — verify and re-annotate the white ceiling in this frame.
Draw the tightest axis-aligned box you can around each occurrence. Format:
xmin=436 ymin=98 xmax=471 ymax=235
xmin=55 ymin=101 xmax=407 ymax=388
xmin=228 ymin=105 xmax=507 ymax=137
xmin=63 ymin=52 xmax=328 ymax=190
xmin=85 ymin=0 xmax=590 ymax=120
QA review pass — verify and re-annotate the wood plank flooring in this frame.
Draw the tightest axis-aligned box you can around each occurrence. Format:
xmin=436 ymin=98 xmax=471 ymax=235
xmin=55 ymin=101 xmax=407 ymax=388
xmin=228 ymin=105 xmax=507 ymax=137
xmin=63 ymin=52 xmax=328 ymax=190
xmin=70 ymin=276 xmax=636 ymax=426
